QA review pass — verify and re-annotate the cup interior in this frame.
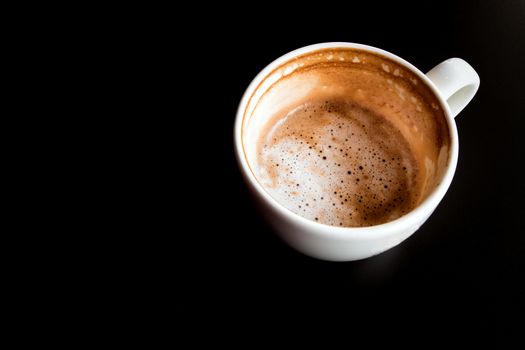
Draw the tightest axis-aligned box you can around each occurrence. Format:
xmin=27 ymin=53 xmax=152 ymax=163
xmin=239 ymin=45 xmax=453 ymax=227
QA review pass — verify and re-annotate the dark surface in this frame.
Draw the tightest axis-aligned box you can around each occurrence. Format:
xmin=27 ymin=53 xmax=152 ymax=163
xmin=172 ymin=1 xmax=524 ymax=334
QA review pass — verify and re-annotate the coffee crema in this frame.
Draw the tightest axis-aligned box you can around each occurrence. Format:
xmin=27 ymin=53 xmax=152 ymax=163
xmin=245 ymin=48 xmax=451 ymax=227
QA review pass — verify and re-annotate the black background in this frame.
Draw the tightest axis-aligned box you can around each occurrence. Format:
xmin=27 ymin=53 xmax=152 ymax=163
xmin=170 ymin=0 xmax=524 ymax=334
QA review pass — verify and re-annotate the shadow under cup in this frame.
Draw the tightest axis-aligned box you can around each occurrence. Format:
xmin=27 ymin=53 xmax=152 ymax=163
xmin=240 ymin=47 xmax=452 ymax=228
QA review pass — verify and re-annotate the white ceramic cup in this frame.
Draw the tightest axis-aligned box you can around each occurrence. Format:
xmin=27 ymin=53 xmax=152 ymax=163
xmin=234 ymin=42 xmax=479 ymax=261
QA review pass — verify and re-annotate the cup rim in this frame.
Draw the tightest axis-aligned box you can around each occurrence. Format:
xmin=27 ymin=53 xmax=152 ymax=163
xmin=234 ymin=42 xmax=459 ymax=240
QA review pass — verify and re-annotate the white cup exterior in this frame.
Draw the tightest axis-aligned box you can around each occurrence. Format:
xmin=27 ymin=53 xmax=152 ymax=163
xmin=234 ymin=42 xmax=479 ymax=261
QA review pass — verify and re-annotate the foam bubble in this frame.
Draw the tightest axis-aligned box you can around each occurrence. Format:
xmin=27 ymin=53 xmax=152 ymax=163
xmin=256 ymin=100 xmax=419 ymax=227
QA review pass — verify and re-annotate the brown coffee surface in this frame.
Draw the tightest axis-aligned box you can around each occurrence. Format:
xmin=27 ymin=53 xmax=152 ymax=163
xmin=253 ymin=48 xmax=450 ymax=227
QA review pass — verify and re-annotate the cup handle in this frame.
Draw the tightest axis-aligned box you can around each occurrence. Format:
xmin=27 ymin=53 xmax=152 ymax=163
xmin=426 ymin=58 xmax=480 ymax=118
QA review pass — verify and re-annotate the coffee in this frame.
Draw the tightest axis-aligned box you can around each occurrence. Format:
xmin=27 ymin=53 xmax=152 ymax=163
xmin=248 ymin=48 xmax=450 ymax=227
